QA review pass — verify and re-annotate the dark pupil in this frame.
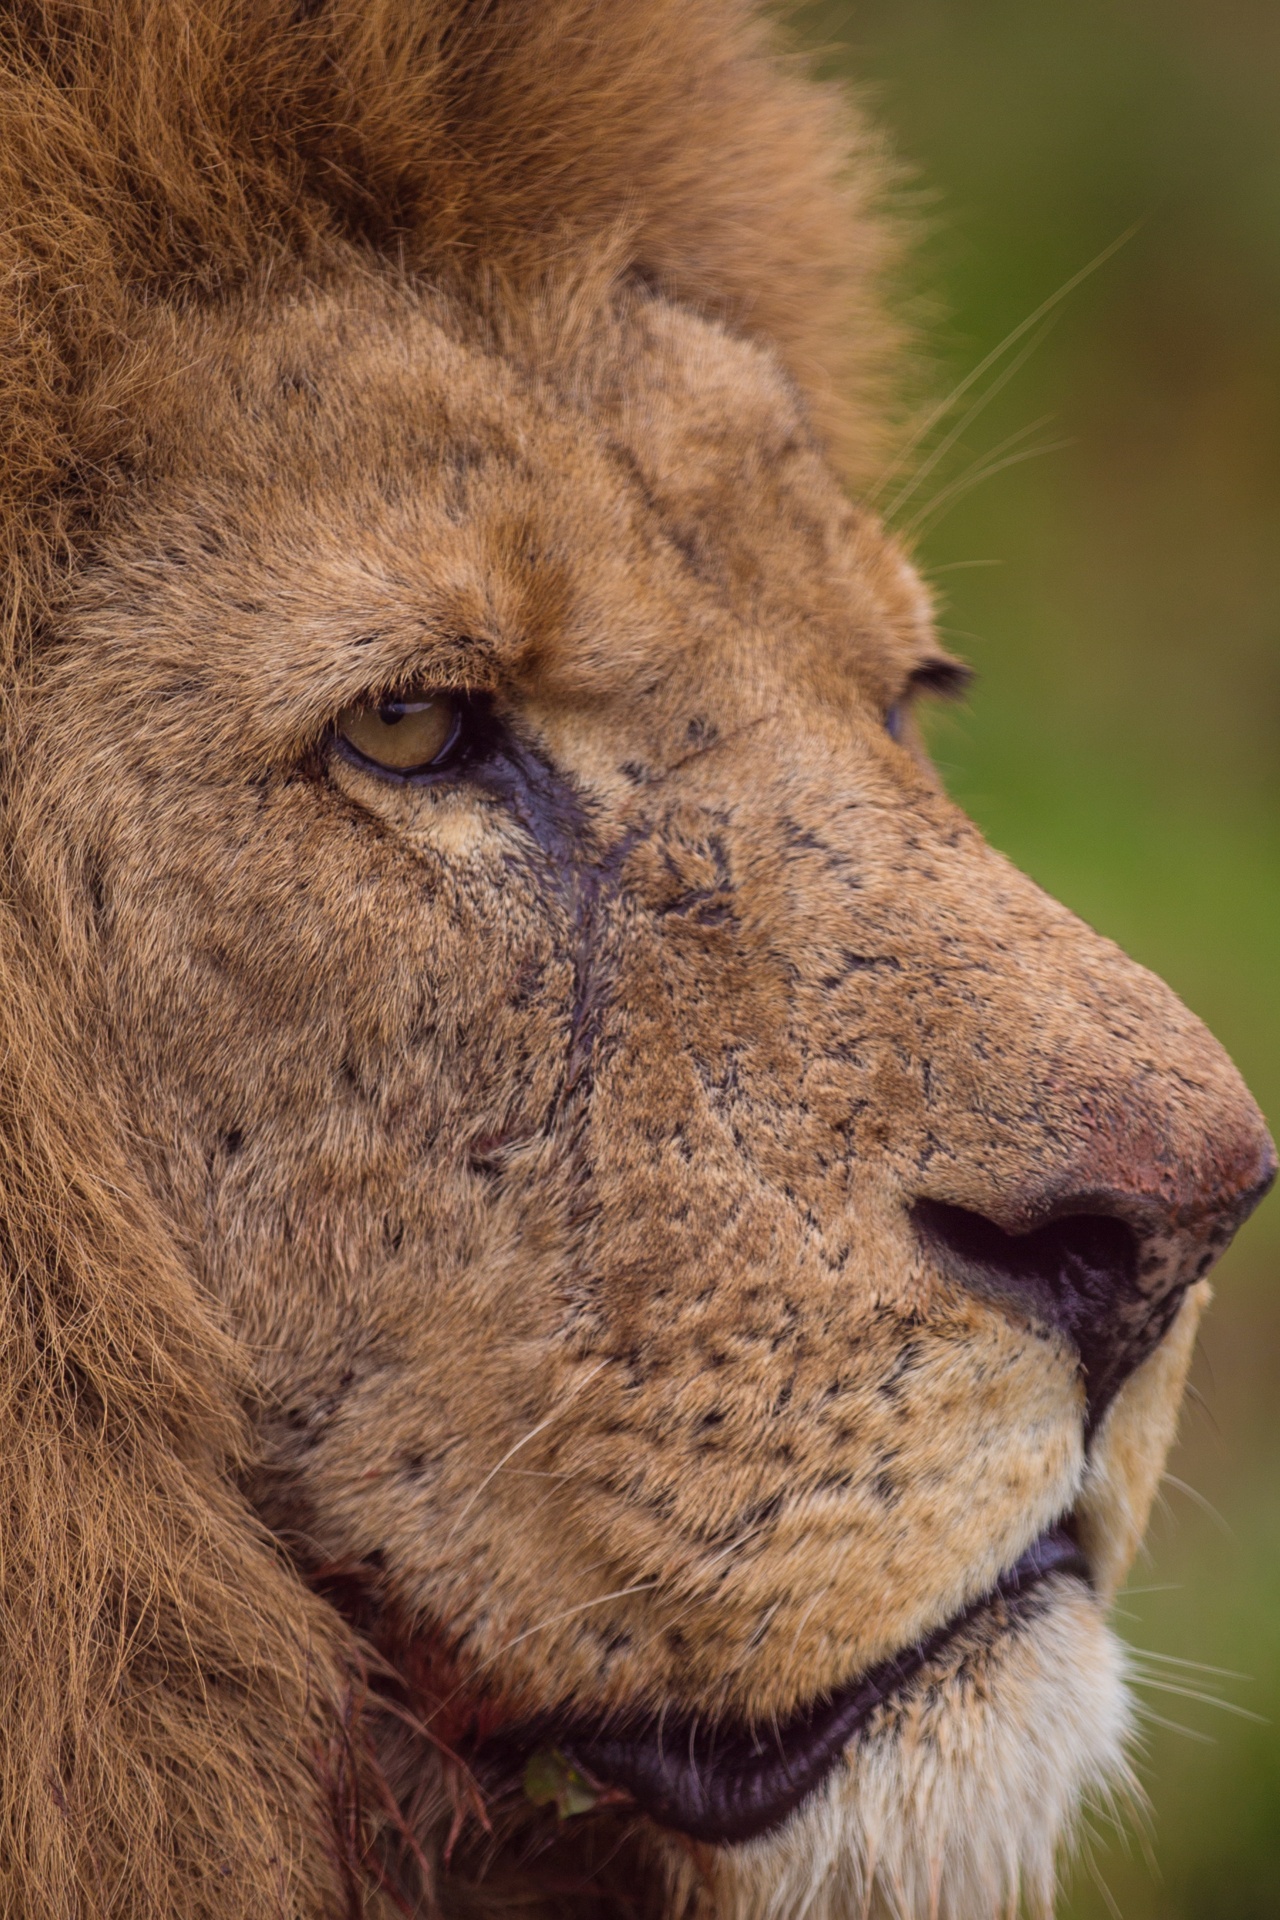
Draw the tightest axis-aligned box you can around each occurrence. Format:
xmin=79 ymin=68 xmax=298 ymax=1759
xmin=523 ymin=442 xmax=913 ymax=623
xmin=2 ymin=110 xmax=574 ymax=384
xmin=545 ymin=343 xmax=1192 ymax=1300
xmin=379 ymin=702 xmax=410 ymax=726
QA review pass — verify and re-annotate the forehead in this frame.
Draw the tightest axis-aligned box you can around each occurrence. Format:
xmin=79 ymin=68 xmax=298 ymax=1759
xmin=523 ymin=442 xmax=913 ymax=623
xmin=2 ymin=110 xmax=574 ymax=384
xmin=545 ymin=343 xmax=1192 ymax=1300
xmin=77 ymin=282 xmax=934 ymax=731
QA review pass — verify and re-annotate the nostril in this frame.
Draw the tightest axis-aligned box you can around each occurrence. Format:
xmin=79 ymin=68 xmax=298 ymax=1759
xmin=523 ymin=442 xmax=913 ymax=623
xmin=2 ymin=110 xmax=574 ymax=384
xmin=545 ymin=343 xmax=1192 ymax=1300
xmin=913 ymin=1199 xmax=1138 ymax=1316
xmin=912 ymin=1198 xmax=1142 ymax=1430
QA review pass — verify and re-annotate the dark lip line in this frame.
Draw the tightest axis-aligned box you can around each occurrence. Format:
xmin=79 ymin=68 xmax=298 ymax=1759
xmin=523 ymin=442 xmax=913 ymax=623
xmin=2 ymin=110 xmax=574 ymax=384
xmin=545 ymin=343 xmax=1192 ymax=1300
xmin=485 ymin=1522 xmax=1089 ymax=1848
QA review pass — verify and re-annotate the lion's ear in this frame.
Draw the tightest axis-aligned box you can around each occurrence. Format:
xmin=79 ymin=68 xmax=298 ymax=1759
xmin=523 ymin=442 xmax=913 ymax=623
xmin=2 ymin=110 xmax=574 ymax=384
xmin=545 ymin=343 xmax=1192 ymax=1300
xmin=0 ymin=922 xmax=366 ymax=1916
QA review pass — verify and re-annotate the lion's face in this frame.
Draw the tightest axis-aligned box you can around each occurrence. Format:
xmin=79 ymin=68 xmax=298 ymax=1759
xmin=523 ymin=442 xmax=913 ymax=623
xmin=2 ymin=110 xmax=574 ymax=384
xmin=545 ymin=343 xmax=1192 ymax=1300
xmin=25 ymin=281 xmax=1272 ymax=1915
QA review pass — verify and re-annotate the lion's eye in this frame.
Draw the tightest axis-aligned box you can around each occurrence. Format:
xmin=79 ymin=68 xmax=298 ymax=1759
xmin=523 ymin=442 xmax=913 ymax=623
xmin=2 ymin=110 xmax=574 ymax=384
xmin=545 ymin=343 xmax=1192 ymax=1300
xmin=335 ymin=693 xmax=461 ymax=774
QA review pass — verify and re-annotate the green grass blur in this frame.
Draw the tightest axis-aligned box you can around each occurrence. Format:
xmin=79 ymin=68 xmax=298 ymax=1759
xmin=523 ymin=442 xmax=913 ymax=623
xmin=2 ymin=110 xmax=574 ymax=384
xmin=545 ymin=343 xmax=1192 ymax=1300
xmin=797 ymin=4 xmax=1280 ymax=1914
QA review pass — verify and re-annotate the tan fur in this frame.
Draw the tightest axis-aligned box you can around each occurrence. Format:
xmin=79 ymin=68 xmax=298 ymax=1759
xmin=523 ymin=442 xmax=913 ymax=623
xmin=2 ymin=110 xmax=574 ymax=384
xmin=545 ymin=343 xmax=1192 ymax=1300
xmin=0 ymin=6 xmax=1271 ymax=1918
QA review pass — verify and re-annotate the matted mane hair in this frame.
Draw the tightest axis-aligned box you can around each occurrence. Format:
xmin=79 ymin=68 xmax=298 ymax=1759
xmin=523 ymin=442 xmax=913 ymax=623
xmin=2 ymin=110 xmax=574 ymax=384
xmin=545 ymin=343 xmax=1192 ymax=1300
xmin=0 ymin=5 xmax=900 ymax=1913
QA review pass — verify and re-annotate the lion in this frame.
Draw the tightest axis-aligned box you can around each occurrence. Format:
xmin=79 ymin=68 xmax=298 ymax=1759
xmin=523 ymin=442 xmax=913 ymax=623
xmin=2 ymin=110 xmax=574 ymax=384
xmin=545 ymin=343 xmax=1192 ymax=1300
xmin=0 ymin=3 xmax=1271 ymax=1917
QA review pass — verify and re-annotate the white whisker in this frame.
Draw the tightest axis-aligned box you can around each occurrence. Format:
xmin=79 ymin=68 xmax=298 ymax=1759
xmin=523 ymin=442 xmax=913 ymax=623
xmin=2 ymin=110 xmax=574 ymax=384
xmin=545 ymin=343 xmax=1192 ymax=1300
xmin=1127 ymin=1674 xmax=1265 ymax=1723
xmin=883 ymin=315 xmax=1060 ymax=522
xmin=471 ymin=1581 xmax=660 ymax=1670
xmin=443 ymin=1360 xmax=606 ymax=1544
xmin=415 ymin=1578 xmax=660 ymax=1732
xmin=1160 ymin=1473 xmax=1233 ymax=1536
xmin=1128 ymin=1648 xmax=1250 ymax=1681
xmin=1132 ymin=1704 xmax=1216 ymax=1744
xmin=869 ymin=223 xmax=1140 ymax=501
xmin=696 ymin=1523 xmax=769 ymax=1574
xmin=1084 ymin=1849 xmax=1124 ymax=1920
xmin=903 ymin=428 xmax=1071 ymax=541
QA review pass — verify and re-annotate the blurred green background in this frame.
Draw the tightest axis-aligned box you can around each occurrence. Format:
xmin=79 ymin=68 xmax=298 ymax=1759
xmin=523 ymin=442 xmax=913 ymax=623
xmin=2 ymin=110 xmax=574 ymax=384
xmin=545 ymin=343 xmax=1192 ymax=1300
xmin=797 ymin=4 xmax=1280 ymax=1915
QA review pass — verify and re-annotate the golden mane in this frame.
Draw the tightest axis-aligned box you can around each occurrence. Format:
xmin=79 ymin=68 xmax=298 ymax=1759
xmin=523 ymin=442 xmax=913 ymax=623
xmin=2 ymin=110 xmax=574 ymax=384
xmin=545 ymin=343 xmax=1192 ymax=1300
xmin=0 ymin=5 xmax=899 ymax=1913
xmin=0 ymin=0 xmax=900 ymax=664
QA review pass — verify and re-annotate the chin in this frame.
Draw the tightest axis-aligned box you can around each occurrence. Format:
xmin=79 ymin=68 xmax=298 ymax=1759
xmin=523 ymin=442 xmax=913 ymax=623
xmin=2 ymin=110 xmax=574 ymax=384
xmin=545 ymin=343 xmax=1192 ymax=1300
xmin=662 ymin=1581 xmax=1132 ymax=1920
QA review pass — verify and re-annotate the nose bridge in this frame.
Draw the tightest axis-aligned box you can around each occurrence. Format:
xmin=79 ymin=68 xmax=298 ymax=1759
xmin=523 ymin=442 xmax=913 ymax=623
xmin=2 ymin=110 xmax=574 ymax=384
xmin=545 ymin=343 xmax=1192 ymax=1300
xmin=735 ymin=744 xmax=1274 ymax=1222
xmin=984 ymin=906 xmax=1271 ymax=1243
xmin=887 ymin=815 xmax=1270 ymax=1205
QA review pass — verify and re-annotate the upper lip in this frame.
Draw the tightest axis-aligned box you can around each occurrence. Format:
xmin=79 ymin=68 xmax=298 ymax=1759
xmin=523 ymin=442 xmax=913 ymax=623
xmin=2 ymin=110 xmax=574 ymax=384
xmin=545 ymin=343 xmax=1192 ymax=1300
xmin=481 ymin=1522 xmax=1089 ymax=1847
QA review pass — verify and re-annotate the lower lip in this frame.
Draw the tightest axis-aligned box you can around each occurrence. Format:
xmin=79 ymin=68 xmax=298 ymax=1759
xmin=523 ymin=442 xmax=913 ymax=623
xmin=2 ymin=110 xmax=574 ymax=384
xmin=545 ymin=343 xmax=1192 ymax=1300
xmin=489 ymin=1523 xmax=1088 ymax=1847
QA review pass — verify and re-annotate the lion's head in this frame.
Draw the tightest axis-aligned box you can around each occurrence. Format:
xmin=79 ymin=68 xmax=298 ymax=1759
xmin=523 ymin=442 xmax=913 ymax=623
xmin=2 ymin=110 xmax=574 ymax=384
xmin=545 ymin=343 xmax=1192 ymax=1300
xmin=0 ymin=5 xmax=1271 ymax=1918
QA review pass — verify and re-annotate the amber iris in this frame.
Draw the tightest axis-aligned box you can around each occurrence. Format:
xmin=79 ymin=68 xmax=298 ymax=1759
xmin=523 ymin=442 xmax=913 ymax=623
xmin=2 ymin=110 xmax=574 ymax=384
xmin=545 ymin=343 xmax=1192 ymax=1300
xmin=336 ymin=694 xmax=459 ymax=773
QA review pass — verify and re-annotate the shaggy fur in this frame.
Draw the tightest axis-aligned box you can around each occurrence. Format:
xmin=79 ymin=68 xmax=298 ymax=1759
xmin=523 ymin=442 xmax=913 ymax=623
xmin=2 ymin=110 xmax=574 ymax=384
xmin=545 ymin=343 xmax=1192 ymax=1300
xmin=0 ymin=6 xmax=1271 ymax=1920
xmin=0 ymin=0 xmax=897 ymax=669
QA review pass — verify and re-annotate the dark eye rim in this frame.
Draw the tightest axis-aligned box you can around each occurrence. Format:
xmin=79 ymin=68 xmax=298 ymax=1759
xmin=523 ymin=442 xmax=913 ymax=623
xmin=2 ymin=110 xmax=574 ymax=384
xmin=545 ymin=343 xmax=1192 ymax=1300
xmin=329 ymin=689 xmax=498 ymax=785
xmin=908 ymin=657 xmax=974 ymax=700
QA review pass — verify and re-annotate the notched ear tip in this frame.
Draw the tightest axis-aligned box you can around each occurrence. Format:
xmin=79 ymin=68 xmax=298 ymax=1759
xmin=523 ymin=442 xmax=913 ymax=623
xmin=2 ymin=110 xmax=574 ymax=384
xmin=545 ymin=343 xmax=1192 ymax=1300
xmin=909 ymin=656 xmax=974 ymax=700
